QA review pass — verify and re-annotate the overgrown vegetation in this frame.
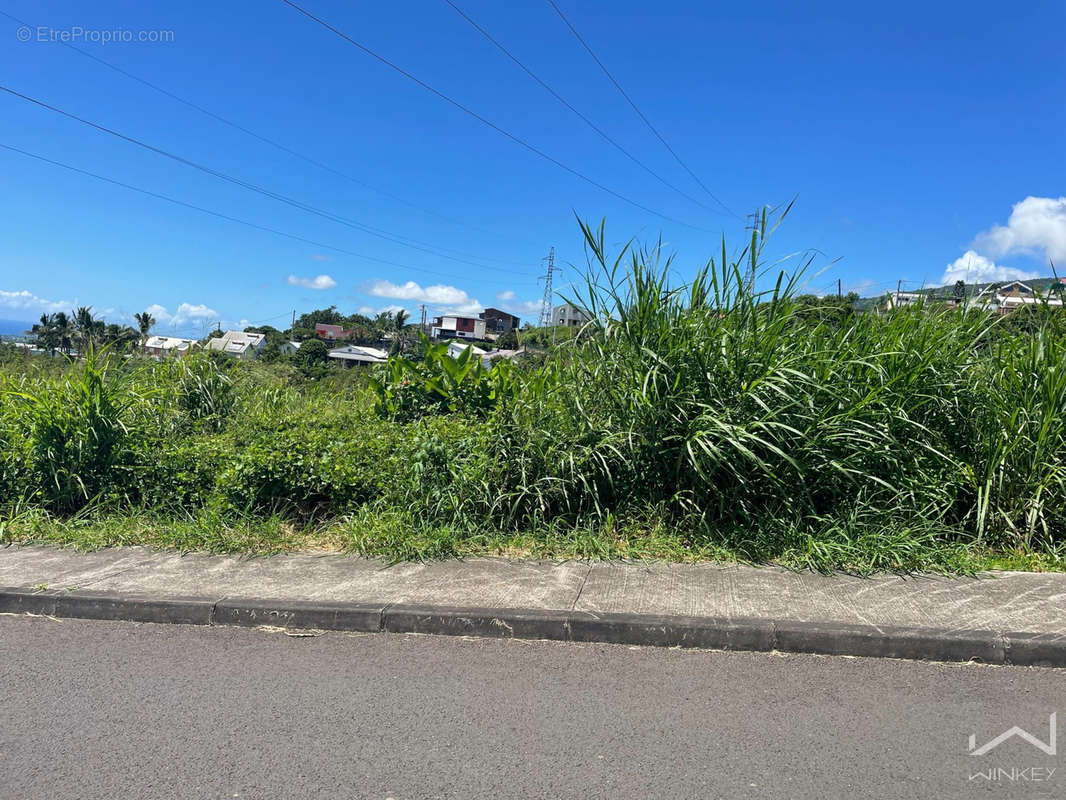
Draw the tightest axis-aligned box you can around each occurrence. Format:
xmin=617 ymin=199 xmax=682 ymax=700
xmin=3 ymin=213 xmax=1065 ymax=573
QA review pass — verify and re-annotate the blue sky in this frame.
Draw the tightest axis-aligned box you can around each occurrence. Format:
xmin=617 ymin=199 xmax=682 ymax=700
xmin=1 ymin=0 xmax=1064 ymax=336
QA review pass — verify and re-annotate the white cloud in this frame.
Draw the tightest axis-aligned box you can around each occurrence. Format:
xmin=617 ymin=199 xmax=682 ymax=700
xmin=144 ymin=303 xmax=170 ymax=322
xmin=974 ymin=196 xmax=1066 ymax=265
xmin=506 ymin=299 xmax=544 ymax=316
xmin=368 ymin=279 xmax=482 ymax=315
xmin=287 ymin=273 xmax=337 ymax=290
xmin=941 ymin=250 xmax=1039 ymax=285
xmin=311 ymin=253 xmax=332 ymax=262
xmin=356 ymin=304 xmax=410 ymax=317
xmin=0 ymin=289 xmax=72 ymax=316
xmin=491 ymin=291 xmax=543 ymax=316
xmin=173 ymin=303 xmax=219 ymax=325
xmin=147 ymin=302 xmax=220 ymax=327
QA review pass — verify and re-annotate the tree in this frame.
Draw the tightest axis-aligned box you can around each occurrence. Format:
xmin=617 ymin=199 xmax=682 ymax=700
xmin=102 ymin=323 xmax=140 ymax=351
xmin=246 ymin=325 xmax=287 ymax=363
xmin=52 ymin=311 xmax=73 ymax=355
xmin=298 ymin=338 xmax=329 ymax=365
xmin=30 ymin=313 xmax=59 ymax=355
xmin=953 ymin=280 xmax=966 ymax=303
xmin=72 ymin=306 xmax=103 ymax=351
xmin=30 ymin=312 xmax=74 ymax=355
xmin=388 ymin=309 xmax=411 ymax=355
xmin=134 ymin=311 xmax=156 ymax=342
xmin=293 ymin=306 xmax=345 ymax=331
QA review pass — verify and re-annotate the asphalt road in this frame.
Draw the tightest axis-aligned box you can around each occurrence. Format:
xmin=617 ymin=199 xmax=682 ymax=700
xmin=1 ymin=615 xmax=1061 ymax=799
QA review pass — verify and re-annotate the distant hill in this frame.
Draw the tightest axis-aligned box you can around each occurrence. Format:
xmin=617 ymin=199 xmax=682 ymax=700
xmin=0 ymin=318 xmax=33 ymax=337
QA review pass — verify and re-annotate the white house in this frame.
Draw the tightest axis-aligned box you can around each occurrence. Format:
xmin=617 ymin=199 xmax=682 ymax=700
xmin=431 ymin=314 xmax=487 ymax=340
xmin=143 ymin=336 xmax=197 ymax=358
xmin=961 ymin=280 xmax=1064 ymax=314
xmin=327 ymin=344 xmax=388 ymax=367
xmin=445 ymin=341 xmax=488 ymax=360
xmin=279 ymin=341 xmax=302 ymax=356
xmin=883 ymin=291 xmax=925 ymax=310
xmin=205 ymin=330 xmax=267 ymax=359
xmin=552 ymin=303 xmax=591 ymax=327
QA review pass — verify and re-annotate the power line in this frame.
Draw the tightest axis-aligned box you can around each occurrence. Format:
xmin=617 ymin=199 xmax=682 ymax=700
xmin=0 ymin=85 xmax=527 ymax=274
xmin=0 ymin=8 xmax=524 ymax=262
xmin=282 ymin=0 xmax=715 ymax=234
xmin=545 ymin=0 xmax=740 ymax=221
xmin=442 ymin=0 xmax=719 ymax=217
xmin=0 ymin=142 xmax=521 ymax=286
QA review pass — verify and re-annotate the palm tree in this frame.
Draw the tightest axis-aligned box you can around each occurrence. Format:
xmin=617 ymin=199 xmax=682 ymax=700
xmin=389 ymin=309 xmax=410 ymax=355
xmin=30 ymin=313 xmax=58 ymax=355
xmin=72 ymin=306 xmax=102 ymax=353
xmin=52 ymin=311 xmax=73 ymax=355
xmin=134 ymin=311 xmax=156 ymax=344
xmin=373 ymin=311 xmax=393 ymax=340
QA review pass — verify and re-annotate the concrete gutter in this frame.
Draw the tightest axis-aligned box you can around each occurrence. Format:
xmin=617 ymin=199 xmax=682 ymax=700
xmin=2 ymin=587 xmax=1063 ymax=666
xmin=1 ymin=545 xmax=1064 ymax=666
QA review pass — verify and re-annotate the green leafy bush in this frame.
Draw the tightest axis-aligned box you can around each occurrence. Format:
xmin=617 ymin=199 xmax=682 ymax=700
xmin=4 ymin=347 xmax=146 ymax=510
xmin=368 ymin=338 xmax=515 ymax=421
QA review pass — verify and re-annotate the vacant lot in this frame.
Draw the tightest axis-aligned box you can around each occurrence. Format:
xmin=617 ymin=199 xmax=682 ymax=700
xmin=3 ymin=224 xmax=1064 ymax=573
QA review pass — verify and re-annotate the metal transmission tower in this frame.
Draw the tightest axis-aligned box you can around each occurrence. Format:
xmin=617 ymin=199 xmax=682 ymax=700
xmin=538 ymin=247 xmax=561 ymax=326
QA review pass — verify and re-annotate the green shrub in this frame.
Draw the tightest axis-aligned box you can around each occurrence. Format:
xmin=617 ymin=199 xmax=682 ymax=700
xmin=4 ymin=347 xmax=146 ymax=510
xmin=368 ymin=338 xmax=515 ymax=421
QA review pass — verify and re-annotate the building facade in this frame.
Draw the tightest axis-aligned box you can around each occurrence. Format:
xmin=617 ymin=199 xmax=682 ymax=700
xmin=480 ymin=308 xmax=520 ymax=334
xmin=431 ymin=315 xmax=487 ymax=340
xmin=552 ymin=303 xmax=591 ymax=327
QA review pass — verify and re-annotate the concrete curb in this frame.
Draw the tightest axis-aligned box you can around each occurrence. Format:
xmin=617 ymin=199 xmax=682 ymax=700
xmin=2 ymin=586 xmax=1063 ymax=667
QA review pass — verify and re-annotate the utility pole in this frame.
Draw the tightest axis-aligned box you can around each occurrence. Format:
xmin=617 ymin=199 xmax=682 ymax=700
xmin=837 ymin=278 xmax=842 ymax=298
xmin=896 ymin=279 xmax=902 ymax=309
xmin=420 ymin=304 xmax=427 ymax=336
xmin=291 ymin=310 xmax=296 ymax=330
xmin=538 ymin=247 xmax=560 ymax=327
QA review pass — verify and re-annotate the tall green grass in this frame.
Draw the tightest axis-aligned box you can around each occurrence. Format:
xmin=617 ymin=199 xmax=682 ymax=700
xmin=421 ymin=211 xmax=1066 ymax=569
xmin=2 ymin=213 xmax=1064 ymax=571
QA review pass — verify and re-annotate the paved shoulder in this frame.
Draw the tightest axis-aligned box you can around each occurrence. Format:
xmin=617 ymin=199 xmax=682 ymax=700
xmin=1 ymin=615 xmax=1061 ymax=800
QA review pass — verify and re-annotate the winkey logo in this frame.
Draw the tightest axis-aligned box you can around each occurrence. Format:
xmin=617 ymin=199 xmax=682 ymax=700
xmin=969 ymin=713 xmax=1057 ymax=757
